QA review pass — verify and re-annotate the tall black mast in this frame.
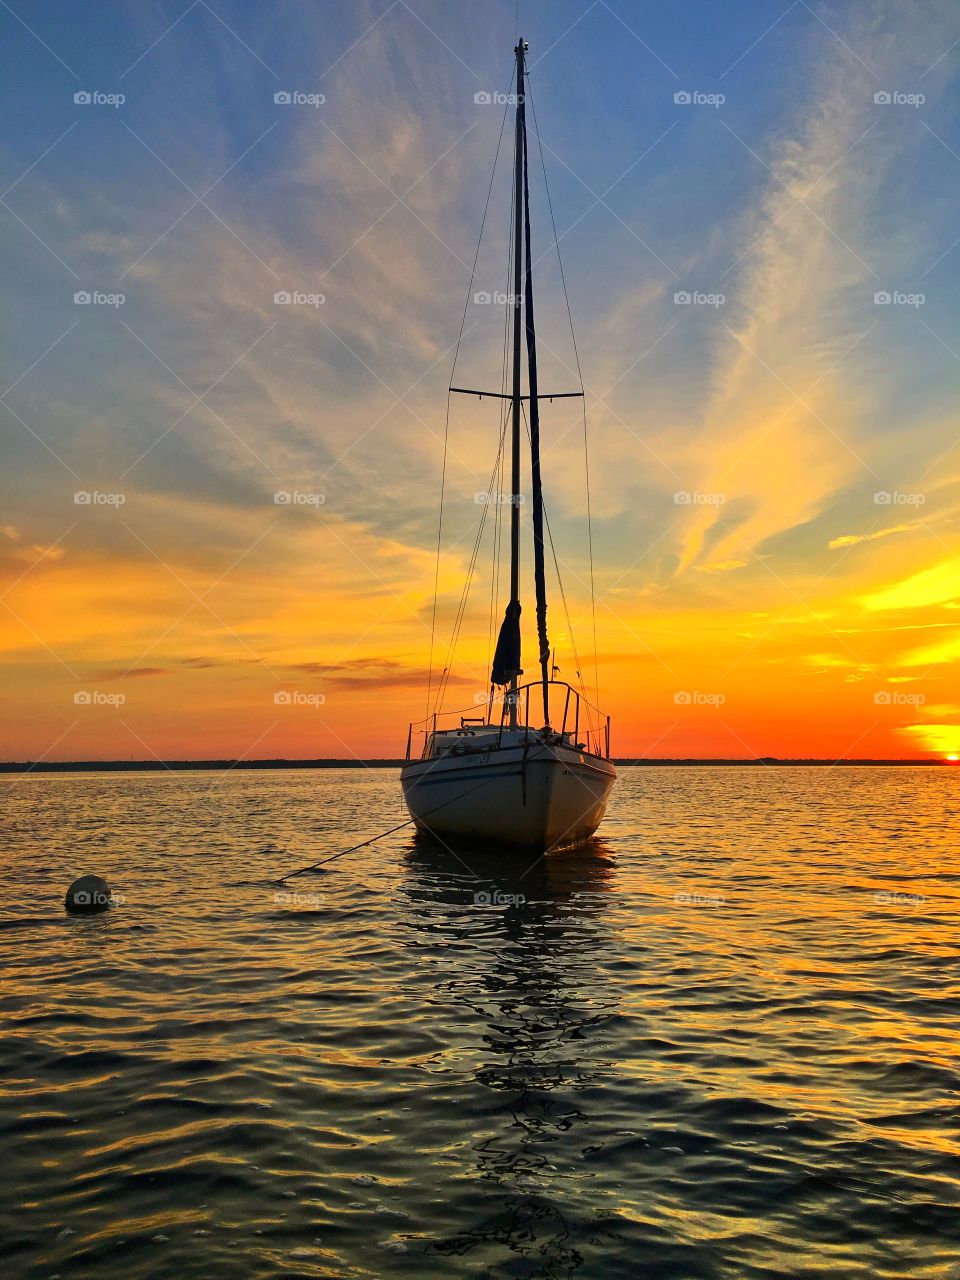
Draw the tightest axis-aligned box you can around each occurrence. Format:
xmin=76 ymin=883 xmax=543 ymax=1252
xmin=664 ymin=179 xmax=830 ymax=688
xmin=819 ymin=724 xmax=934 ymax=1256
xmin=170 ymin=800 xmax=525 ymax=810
xmin=520 ymin=59 xmax=551 ymax=729
xmin=509 ymin=40 xmax=525 ymax=609
xmin=484 ymin=38 xmax=578 ymax=726
xmin=506 ymin=38 xmax=527 ymax=726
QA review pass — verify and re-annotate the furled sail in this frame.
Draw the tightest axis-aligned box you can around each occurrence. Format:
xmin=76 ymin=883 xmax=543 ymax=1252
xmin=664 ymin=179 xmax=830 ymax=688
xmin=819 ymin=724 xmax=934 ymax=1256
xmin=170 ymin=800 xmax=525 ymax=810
xmin=491 ymin=599 xmax=521 ymax=686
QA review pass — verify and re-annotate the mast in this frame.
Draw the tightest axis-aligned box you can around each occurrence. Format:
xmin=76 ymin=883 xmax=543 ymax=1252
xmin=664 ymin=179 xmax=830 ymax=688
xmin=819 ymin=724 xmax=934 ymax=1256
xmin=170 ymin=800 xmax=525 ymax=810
xmin=485 ymin=38 xmax=576 ymax=723
xmin=507 ymin=38 xmax=527 ymax=728
xmin=520 ymin=51 xmax=551 ymax=728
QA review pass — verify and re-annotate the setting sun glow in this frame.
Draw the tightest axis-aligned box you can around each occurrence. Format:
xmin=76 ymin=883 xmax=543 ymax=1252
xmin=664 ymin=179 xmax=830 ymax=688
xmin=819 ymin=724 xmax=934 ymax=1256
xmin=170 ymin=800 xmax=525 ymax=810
xmin=1 ymin=2 xmax=959 ymax=764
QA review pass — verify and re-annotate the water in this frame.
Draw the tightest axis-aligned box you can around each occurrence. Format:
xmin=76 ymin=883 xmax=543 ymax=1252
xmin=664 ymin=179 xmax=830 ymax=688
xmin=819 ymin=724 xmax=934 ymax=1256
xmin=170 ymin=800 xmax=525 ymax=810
xmin=2 ymin=766 xmax=959 ymax=1278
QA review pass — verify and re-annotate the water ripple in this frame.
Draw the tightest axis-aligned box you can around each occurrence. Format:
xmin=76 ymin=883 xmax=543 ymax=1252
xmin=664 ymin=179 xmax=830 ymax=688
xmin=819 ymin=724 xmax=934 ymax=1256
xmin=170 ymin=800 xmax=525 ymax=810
xmin=1 ymin=767 xmax=958 ymax=1277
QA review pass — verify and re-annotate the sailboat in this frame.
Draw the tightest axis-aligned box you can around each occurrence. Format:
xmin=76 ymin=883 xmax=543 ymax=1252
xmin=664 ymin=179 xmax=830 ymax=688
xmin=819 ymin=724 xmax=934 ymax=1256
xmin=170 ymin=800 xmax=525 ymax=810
xmin=400 ymin=38 xmax=616 ymax=851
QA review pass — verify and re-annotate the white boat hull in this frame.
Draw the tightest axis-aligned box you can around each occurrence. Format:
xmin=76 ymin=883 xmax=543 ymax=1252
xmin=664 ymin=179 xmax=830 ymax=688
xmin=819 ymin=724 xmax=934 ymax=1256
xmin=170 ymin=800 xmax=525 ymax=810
xmin=400 ymin=740 xmax=615 ymax=851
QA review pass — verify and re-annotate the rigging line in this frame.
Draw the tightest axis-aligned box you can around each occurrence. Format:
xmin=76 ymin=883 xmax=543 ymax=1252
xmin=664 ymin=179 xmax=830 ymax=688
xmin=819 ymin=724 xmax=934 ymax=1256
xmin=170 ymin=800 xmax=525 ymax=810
xmin=433 ymin=501 xmax=488 ymax=715
xmin=485 ymin=414 xmax=509 ymax=679
xmin=434 ymin=417 xmax=505 ymax=714
xmin=495 ymin=435 xmax=505 ymax=617
xmin=486 ymin=412 xmax=508 ymax=679
xmin=449 ymin=67 xmax=516 ymax=390
xmin=520 ymin=400 xmax=597 ymax=744
xmin=433 ymin=462 xmax=494 ymax=713
xmin=526 ymin=78 xmax=601 ymax=714
xmin=432 ymin=426 xmax=508 ymax=715
xmin=427 ymin=68 xmax=516 ymax=721
xmin=487 ymin=159 xmax=517 ymax=682
xmin=425 ymin=393 xmax=451 ymax=720
xmin=544 ymin=501 xmax=598 ymax=745
xmin=520 ymin=82 xmax=551 ymax=723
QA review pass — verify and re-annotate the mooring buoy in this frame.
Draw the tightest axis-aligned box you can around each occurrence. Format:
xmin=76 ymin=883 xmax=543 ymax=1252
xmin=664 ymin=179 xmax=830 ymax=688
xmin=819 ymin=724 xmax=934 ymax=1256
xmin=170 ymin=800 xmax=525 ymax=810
xmin=65 ymin=874 xmax=113 ymax=915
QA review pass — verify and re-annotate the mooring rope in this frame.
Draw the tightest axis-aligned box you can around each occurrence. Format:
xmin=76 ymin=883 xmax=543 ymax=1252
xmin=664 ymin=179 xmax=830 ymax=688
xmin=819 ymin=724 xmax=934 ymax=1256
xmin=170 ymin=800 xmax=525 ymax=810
xmin=275 ymin=746 xmax=553 ymax=882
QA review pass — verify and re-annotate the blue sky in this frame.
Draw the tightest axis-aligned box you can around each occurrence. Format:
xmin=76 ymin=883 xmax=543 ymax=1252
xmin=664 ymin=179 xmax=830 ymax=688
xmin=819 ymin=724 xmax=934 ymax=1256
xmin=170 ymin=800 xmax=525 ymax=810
xmin=2 ymin=0 xmax=960 ymax=759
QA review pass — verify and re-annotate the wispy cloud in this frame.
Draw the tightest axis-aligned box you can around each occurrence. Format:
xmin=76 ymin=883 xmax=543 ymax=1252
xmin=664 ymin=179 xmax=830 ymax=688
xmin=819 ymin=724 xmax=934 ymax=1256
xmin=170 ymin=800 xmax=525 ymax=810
xmin=2 ymin=0 xmax=960 ymax=758
xmin=828 ymin=522 xmax=913 ymax=549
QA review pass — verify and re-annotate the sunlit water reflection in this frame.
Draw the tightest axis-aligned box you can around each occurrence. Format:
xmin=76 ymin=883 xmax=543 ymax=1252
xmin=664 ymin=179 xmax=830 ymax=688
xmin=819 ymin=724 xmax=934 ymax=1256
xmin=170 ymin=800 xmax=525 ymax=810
xmin=1 ymin=767 xmax=958 ymax=1277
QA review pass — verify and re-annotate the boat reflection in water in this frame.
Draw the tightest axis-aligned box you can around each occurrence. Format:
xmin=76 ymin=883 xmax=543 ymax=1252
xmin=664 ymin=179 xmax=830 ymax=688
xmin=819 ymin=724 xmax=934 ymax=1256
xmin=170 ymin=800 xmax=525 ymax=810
xmin=401 ymin=833 xmax=638 ymax=1276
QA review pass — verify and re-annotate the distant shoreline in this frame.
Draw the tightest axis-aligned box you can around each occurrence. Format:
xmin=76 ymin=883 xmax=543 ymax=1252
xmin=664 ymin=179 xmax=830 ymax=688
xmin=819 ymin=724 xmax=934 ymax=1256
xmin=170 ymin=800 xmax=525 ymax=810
xmin=0 ymin=757 xmax=948 ymax=773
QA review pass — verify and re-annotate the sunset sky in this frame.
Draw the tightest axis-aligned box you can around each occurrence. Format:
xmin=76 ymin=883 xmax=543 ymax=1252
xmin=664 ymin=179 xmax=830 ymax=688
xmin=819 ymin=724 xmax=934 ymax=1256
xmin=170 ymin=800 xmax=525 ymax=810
xmin=2 ymin=0 xmax=959 ymax=761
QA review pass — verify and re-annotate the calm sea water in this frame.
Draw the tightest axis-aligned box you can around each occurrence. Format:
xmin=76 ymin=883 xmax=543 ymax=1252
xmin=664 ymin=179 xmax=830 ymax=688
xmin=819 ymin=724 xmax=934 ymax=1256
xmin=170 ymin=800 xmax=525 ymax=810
xmin=2 ymin=766 xmax=959 ymax=1278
